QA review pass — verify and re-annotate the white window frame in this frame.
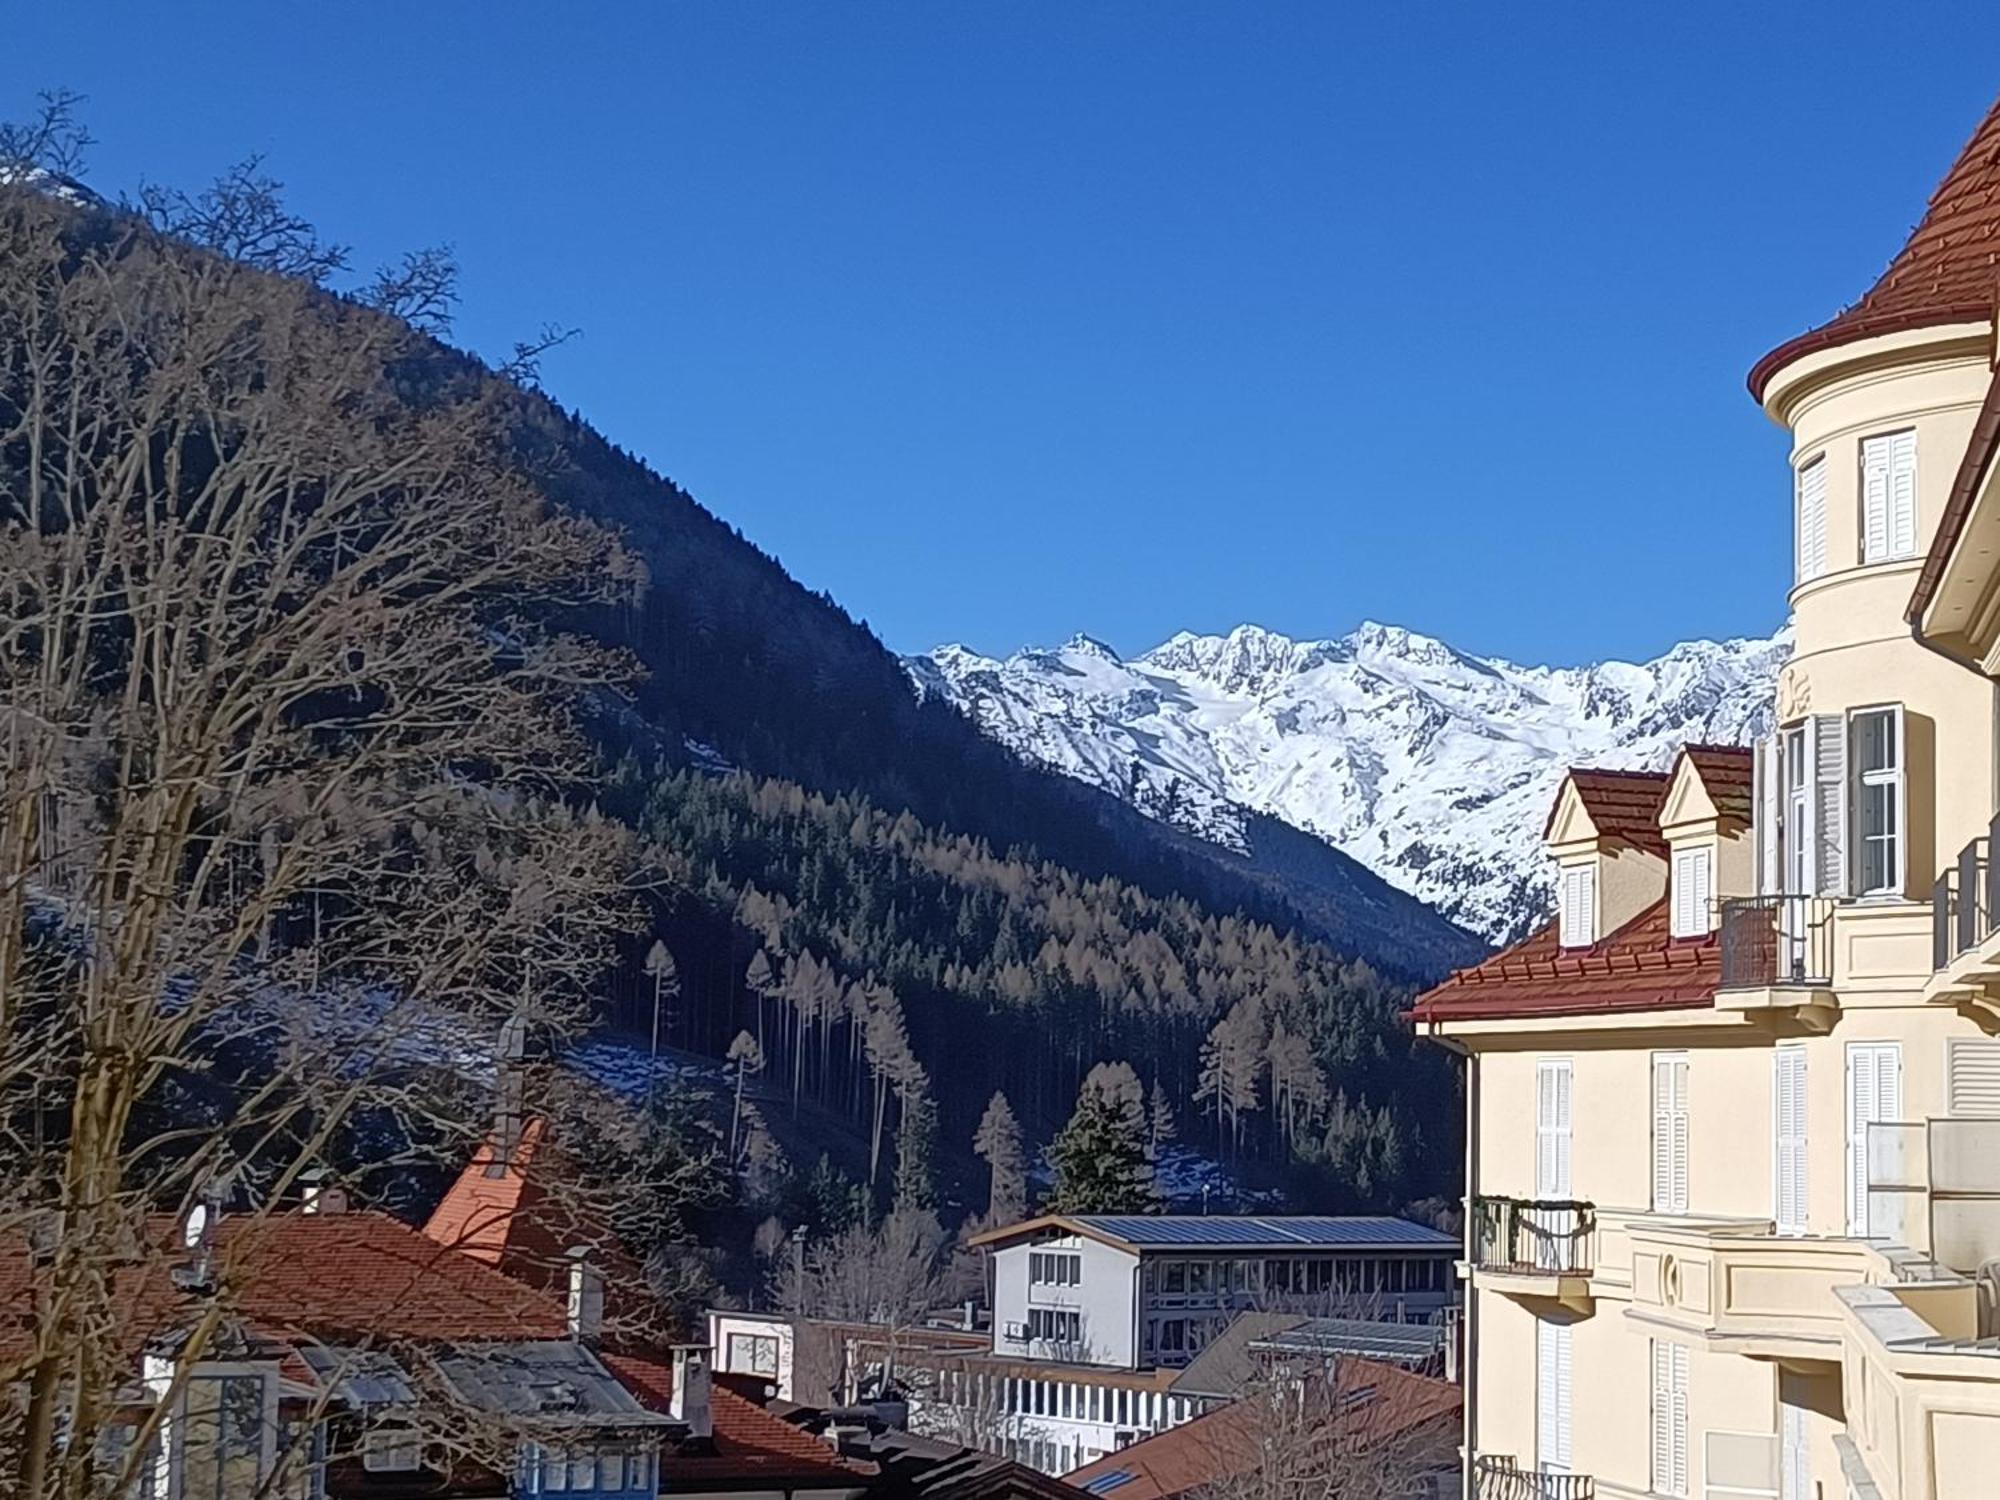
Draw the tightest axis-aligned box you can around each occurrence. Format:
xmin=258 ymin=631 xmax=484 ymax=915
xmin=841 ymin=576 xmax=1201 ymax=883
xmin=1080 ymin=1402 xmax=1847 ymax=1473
xmin=1846 ymin=1042 xmax=1903 ymax=1236
xmin=1773 ymin=1044 xmax=1808 ymax=1236
xmin=1652 ymin=1052 xmax=1690 ymax=1215
xmin=1848 ymin=706 xmax=1905 ymax=899
xmin=1672 ymin=845 xmax=1713 ymax=937
xmin=1796 ymin=454 xmax=1828 ymax=583
xmin=1860 ymin=429 xmax=1917 ymax=564
xmin=1782 ymin=726 xmax=1811 ymax=897
xmin=1558 ymin=863 xmax=1596 ymax=949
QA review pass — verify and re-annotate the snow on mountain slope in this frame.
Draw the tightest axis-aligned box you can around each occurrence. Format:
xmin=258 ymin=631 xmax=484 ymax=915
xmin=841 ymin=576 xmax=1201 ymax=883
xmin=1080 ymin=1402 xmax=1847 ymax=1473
xmin=909 ymin=623 xmax=1788 ymax=945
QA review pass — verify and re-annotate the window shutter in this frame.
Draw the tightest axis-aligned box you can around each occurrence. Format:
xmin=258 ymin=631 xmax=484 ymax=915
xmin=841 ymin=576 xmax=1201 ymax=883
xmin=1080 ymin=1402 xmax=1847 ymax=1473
xmin=1797 ymin=457 xmax=1828 ymax=581
xmin=1847 ymin=1043 xmax=1902 ymax=1235
xmin=1862 ymin=435 xmax=1892 ymax=563
xmin=1537 ymin=1319 xmax=1571 ymax=1473
xmin=1670 ymin=1344 xmax=1690 ymax=1497
xmin=1780 ymin=1397 xmax=1810 ymax=1500
xmin=1947 ymin=1038 xmax=2000 ymax=1116
xmin=1757 ymin=736 xmax=1782 ymax=895
xmin=1774 ymin=1046 xmax=1808 ymax=1235
xmin=1560 ymin=864 xmax=1596 ymax=948
xmin=1673 ymin=846 xmax=1714 ymax=937
xmin=1814 ymin=713 xmax=1847 ymax=897
xmin=1653 ymin=1054 xmax=1689 ymax=1214
xmin=1536 ymin=1059 xmax=1572 ymax=1198
xmin=1889 ymin=430 xmax=1917 ymax=558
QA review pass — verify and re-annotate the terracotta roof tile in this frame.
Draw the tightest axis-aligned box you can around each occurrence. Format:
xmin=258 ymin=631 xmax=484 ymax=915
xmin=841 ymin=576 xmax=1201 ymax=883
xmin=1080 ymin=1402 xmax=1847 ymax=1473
xmin=1678 ymin=744 xmax=1755 ymax=825
xmin=1407 ymin=898 xmax=1719 ymax=1023
xmin=1062 ymin=1359 xmax=1459 ymax=1499
xmin=599 ymin=1353 xmax=872 ymax=1484
xmin=1546 ymin=768 xmax=1671 ymax=856
xmin=1751 ymin=91 xmax=2000 ymax=400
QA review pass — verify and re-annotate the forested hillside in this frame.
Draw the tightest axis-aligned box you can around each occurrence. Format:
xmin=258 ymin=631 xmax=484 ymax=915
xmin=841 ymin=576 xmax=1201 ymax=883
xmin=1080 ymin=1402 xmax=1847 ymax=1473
xmin=604 ymin=771 xmax=1458 ymax=1215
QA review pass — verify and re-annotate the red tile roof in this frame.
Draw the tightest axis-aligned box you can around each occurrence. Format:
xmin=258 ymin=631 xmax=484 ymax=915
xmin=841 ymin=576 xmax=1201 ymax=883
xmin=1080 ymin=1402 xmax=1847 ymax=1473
xmin=1750 ymin=90 xmax=2000 ymax=401
xmin=1062 ymin=1359 xmax=1459 ymax=1500
xmin=600 ymin=1353 xmax=872 ymax=1486
xmin=1407 ymin=898 xmax=1719 ymax=1023
xmin=1677 ymin=745 xmax=1754 ymax=826
xmin=1545 ymin=768 xmax=1671 ymax=856
xmin=0 ymin=1210 xmax=570 ymax=1368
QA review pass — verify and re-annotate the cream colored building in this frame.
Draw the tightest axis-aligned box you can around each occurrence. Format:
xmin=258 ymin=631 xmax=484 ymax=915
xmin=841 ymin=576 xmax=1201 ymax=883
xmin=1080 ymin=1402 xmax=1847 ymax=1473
xmin=1413 ymin=91 xmax=2000 ymax=1500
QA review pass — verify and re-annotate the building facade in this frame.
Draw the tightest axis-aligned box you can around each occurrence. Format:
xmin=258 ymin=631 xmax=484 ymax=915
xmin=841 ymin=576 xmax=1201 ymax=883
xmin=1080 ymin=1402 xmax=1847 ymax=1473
xmin=1413 ymin=88 xmax=2000 ymax=1500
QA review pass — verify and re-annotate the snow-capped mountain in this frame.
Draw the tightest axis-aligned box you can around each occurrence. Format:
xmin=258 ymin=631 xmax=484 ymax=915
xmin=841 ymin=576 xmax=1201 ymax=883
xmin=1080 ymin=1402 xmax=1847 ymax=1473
xmin=908 ymin=622 xmax=1788 ymax=945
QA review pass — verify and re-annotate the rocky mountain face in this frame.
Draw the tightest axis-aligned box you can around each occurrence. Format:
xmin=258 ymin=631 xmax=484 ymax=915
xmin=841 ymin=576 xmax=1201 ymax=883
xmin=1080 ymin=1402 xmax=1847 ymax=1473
xmin=910 ymin=622 xmax=1788 ymax=944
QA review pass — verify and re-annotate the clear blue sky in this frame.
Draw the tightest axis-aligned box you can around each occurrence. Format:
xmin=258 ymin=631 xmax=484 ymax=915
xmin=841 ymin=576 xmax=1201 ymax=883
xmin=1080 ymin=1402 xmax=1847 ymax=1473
xmin=12 ymin=4 xmax=1999 ymax=664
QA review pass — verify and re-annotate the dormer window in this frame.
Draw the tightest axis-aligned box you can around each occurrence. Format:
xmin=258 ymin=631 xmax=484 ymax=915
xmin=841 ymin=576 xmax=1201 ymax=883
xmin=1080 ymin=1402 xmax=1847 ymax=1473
xmin=1670 ymin=847 xmax=1713 ymax=937
xmin=1558 ymin=864 xmax=1596 ymax=948
xmin=1861 ymin=430 xmax=1917 ymax=563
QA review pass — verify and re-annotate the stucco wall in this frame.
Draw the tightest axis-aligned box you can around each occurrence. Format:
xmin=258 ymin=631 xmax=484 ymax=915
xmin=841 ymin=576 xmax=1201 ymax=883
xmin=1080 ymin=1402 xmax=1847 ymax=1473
xmin=991 ymin=1235 xmax=1139 ymax=1369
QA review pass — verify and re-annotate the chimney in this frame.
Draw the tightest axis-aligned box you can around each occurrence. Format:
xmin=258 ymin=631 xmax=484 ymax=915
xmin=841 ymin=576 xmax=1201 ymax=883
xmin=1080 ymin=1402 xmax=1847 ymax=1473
xmin=299 ymin=1169 xmax=348 ymax=1215
xmin=669 ymin=1344 xmax=713 ymax=1440
xmin=566 ymin=1246 xmax=603 ymax=1346
xmin=490 ymin=1013 xmax=528 ymax=1175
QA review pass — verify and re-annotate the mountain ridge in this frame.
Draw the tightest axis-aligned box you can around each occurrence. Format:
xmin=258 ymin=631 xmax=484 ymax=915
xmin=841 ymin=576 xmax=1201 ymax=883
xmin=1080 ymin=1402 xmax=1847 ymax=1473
xmin=911 ymin=621 xmax=1788 ymax=944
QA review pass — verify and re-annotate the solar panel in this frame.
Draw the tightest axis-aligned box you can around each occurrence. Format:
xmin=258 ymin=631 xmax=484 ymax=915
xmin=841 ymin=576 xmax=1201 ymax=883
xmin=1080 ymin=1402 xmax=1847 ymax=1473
xmin=1082 ymin=1471 xmax=1135 ymax=1494
xmin=1073 ymin=1215 xmax=1456 ymax=1250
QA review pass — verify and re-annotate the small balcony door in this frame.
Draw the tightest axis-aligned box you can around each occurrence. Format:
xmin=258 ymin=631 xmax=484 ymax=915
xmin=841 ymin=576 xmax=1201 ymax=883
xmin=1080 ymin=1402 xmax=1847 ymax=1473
xmin=1536 ymin=1318 xmax=1572 ymax=1477
xmin=1846 ymin=1042 xmax=1903 ymax=1236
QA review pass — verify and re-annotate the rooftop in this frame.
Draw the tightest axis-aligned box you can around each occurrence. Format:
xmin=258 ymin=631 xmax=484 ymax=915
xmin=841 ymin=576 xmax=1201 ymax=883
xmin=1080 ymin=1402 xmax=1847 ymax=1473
xmin=968 ymin=1214 xmax=1456 ymax=1254
xmin=1409 ymin=897 xmax=1719 ymax=1023
xmin=1750 ymin=89 xmax=2000 ymax=401
xmin=1549 ymin=767 xmax=1672 ymax=856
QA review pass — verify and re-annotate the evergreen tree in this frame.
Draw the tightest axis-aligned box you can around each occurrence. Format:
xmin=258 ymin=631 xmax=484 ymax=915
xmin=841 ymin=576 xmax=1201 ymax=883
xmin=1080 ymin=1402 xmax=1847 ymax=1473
xmin=893 ymin=1086 xmax=939 ymax=1214
xmin=1047 ymin=1062 xmax=1159 ymax=1215
xmin=725 ymin=1029 xmax=766 ymax=1162
xmin=1148 ymin=1080 xmax=1177 ymax=1161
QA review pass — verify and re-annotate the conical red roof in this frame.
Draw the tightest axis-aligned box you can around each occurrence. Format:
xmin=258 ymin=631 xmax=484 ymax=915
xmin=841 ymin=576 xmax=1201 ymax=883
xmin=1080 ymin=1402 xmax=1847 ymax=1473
xmin=1750 ymin=92 xmax=2000 ymax=400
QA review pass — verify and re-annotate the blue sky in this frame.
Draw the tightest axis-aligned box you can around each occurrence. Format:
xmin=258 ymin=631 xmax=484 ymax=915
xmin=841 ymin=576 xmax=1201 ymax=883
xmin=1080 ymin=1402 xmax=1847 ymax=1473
xmin=11 ymin=4 xmax=1999 ymax=664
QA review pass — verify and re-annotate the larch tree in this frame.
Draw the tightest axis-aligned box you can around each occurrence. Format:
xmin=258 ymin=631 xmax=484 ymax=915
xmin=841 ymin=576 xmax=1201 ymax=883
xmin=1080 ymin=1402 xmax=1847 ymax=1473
xmin=0 ymin=160 xmax=644 ymax=1498
xmin=972 ymin=1091 xmax=1027 ymax=1226
xmin=724 ymin=1029 xmax=766 ymax=1162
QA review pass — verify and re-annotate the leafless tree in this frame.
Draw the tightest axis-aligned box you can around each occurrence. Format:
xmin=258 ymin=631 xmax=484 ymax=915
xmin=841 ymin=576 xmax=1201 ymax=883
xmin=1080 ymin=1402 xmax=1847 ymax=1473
xmin=1188 ymin=1360 xmax=1458 ymax=1500
xmin=0 ymin=89 xmax=93 ymax=179
xmin=0 ymin=173 xmax=650 ymax=1496
xmin=135 ymin=155 xmax=350 ymax=283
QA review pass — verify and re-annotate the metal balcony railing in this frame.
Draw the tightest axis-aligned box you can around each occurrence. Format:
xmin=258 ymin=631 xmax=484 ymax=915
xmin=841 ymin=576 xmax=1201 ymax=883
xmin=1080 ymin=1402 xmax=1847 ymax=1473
xmin=1932 ymin=814 xmax=2000 ymax=971
xmin=1718 ymin=894 xmax=1834 ymax=988
xmin=1471 ymin=1196 xmax=1594 ymax=1277
xmin=1474 ymin=1455 xmax=1596 ymax=1500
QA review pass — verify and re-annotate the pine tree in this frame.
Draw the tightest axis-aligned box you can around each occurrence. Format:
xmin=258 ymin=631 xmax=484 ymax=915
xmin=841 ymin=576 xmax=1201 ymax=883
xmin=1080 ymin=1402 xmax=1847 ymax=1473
xmin=893 ymin=1085 xmax=939 ymax=1214
xmin=725 ymin=1029 xmax=766 ymax=1162
xmin=1047 ymin=1062 xmax=1158 ymax=1215
xmin=1148 ymin=1080 xmax=1177 ymax=1161
xmin=973 ymin=1091 xmax=1028 ymax=1225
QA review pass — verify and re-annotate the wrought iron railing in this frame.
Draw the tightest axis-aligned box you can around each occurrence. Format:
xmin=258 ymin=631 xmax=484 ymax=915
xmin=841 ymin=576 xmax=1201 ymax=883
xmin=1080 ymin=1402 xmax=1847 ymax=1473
xmin=1474 ymin=1455 xmax=1596 ymax=1500
xmin=1932 ymin=814 xmax=2000 ymax=971
xmin=1471 ymin=1196 xmax=1593 ymax=1277
xmin=1718 ymin=894 xmax=1834 ymax=987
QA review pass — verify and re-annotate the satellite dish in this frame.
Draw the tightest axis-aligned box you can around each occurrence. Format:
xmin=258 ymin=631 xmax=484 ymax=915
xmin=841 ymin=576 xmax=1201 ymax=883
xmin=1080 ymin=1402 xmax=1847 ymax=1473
xmin=183 ymin=1203 xmax=210 ymax=1249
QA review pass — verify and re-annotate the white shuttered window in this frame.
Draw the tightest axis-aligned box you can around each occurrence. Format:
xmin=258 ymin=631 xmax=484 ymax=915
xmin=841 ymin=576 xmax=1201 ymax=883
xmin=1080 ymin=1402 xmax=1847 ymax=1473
xmin=1846 ymin=1042 xmax=1903 ymax=1236
xmin=1780 ymin=1395 xmax=1811 ymax=1500
xmin=1672 ymin=846 xmax=1713 ymax=937
xmin=1774 ymin=1045 xmax=1808 ymax=1235
xmin=1796 ymin=456 xmax=1828 ymax=582
xmin=1653 ymin=1053 xmax=1691 ymax=1214
xmin=1558 ymin=863 xmax=1596 ymax=949
xmin=1861 ymin=430 xmax=1917 ymax=564
xmin=1650 ymin=1339 xmax=1690 ymax=1498
xmin=1537 ymin=1318 xmax=1573 ymax=1474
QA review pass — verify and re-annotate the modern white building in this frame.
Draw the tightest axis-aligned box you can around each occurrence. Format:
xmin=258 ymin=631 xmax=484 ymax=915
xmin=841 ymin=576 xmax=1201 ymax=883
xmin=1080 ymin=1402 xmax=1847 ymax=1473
xmin=968 ymin=1213 xmax=1459 ymax=1371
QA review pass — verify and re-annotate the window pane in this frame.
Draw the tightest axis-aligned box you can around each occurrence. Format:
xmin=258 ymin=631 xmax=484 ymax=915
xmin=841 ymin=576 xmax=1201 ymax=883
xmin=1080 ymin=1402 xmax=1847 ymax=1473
xmin=1856 ymin=711 xmax=1896 ymax=774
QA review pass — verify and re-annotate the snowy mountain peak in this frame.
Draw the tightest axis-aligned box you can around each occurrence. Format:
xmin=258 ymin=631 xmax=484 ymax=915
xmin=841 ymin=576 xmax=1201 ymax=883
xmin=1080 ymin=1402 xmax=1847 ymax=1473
xmin=911 ymin=620 xmax=1788 ymax=944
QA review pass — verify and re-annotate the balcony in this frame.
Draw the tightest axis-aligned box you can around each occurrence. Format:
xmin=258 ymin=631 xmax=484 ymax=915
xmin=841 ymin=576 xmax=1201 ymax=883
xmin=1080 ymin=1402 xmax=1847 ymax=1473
xmin=1472 ymin=1197 xmax=1594 ymax=1307
xmin=1718 ymin=894 xmax=1834 ymax=987
xmin=1928 ymin=814 xmax=2000 ymax=1007
xmin=1473 ymin=1455 xmax=1594 ymax=1500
